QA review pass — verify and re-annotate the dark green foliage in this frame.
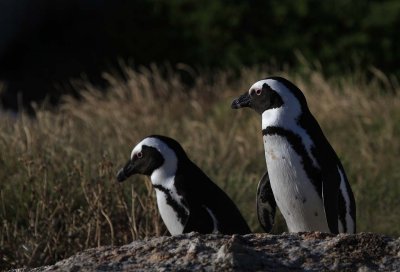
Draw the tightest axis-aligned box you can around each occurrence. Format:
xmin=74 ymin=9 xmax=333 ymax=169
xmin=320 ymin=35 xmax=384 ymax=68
xmin=100 ymin=0 xmax=400 ymax=74
xmin=2 ymin=0 xmax=399 ymax=112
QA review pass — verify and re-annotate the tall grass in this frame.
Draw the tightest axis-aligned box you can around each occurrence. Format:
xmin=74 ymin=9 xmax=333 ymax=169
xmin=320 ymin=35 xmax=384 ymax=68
xmin=0 ymin=65 xmax=399 ymax=270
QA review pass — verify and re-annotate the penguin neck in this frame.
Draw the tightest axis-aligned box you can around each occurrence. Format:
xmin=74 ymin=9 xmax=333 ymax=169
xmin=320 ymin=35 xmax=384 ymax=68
xmin=151 ymin=158 xmax=178 ymax=187
xmin=261 ymin=107 xmax=295 ymax=129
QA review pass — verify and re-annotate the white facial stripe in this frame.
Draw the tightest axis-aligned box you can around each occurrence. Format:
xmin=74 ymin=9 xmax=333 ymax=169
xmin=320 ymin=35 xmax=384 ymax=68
xmin=131 ymin=137 xmax=178 ymax=185
xmin=249 ymin=80 xmax=267 ymax=94
xmin=250 ymin=79 xmax=302 ymax=118
xmin=131 ymin=137 xmax=161 ymax=159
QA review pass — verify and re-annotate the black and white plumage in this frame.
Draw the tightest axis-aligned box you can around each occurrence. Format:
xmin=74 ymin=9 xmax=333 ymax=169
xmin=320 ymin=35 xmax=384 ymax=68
xmin=116 ymin=135 xmax=251 ymax=235
xmin=231 ymin=76 xmax=356 ymax=234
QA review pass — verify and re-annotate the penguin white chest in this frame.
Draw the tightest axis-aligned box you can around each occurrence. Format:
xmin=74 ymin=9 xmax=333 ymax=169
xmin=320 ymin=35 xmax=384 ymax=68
xmin=263 ymin=134 xmax=330 ymax=232
xmin=155 ymin=188 xmax=187 ymax=235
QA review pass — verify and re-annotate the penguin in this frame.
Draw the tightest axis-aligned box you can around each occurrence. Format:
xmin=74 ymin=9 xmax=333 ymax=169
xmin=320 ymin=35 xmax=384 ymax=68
xmin=231 ymin=76 xmax=356 ymax=234
xmin=116 ymin=135 xmax=251 ymax=235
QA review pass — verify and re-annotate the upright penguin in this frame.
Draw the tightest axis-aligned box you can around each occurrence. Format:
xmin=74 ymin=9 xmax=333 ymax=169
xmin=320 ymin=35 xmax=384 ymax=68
xmin=231 ymin=76 xmax=356 ymax=234
xmin=117 ymin=135 xmax=251 ymax=235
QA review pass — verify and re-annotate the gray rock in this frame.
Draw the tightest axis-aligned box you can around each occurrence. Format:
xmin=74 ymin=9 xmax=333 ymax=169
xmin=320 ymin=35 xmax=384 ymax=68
xmin=11 ymin=232 xmax=400 ymax=271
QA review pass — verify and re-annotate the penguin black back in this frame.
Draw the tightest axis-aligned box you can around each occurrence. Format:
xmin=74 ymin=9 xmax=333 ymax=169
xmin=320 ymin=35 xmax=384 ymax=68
xmin=175 ymin=156 xmax=251 ymax=234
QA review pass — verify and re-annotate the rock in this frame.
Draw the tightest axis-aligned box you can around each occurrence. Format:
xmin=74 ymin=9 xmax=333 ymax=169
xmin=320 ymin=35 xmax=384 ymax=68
xmin=11 ymin=232 xmax=400 ymax=271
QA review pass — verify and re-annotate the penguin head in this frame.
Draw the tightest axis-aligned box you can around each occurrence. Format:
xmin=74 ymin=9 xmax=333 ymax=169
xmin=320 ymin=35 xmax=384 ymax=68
xmin=231 ymin=76 xmax=308 ymax=118
xmin=117 ymin=135 xmax=187 ymax=185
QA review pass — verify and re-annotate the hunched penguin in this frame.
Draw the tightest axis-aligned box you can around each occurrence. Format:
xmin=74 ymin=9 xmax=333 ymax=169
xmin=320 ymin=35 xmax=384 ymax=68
xmin=117 ymin=135 xmax=251 ymax=235
xmin=231 ymin=76 xmax=356 ymax=234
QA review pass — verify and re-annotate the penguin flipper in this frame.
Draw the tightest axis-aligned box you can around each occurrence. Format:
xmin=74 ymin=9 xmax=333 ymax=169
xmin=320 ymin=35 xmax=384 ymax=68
xmin=256 ymin=170 xmax=276 ymax=232
xmin=182 ymin=205 xmax=215 ymax=234
xmin=321 ymin=166 xmax=340 ymax=234
xmin=306 ymin=112 xmax=345 ymax=234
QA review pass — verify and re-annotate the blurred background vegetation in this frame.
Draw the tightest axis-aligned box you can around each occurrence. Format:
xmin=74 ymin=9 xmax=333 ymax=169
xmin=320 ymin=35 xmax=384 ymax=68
xmin=1 ymin=0 xmax=400 ymax=112
xmin=0 ymin=0 xmax=400 ymax=270
xmin=1 ymin=66 xmax=400 ymax=270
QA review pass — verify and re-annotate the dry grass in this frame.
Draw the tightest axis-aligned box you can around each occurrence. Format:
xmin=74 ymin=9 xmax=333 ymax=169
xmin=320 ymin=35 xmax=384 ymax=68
xmin=0 ymin=65 xmax=399 ymax=270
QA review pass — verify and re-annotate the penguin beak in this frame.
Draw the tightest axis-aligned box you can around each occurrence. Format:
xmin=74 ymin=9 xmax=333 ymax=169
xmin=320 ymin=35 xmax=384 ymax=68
xmin=231 ymin=92 xmax=252 ymax=109
xmin=116 ymin=160 xmax=137 ymax=182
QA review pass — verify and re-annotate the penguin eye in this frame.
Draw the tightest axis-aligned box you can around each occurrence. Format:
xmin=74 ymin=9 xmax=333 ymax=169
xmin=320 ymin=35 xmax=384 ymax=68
xmin=137 ymin=152 xmax=143 ymax=159
xmin=256 ymin=89 xmax=262 ymax=96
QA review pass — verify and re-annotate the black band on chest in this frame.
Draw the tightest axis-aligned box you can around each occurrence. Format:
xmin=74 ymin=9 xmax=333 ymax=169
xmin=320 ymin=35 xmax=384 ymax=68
xmin=153 ymin=184 xmax=189 ymax=223
xmin=262 ymin=126 xmax=322 ymax=197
